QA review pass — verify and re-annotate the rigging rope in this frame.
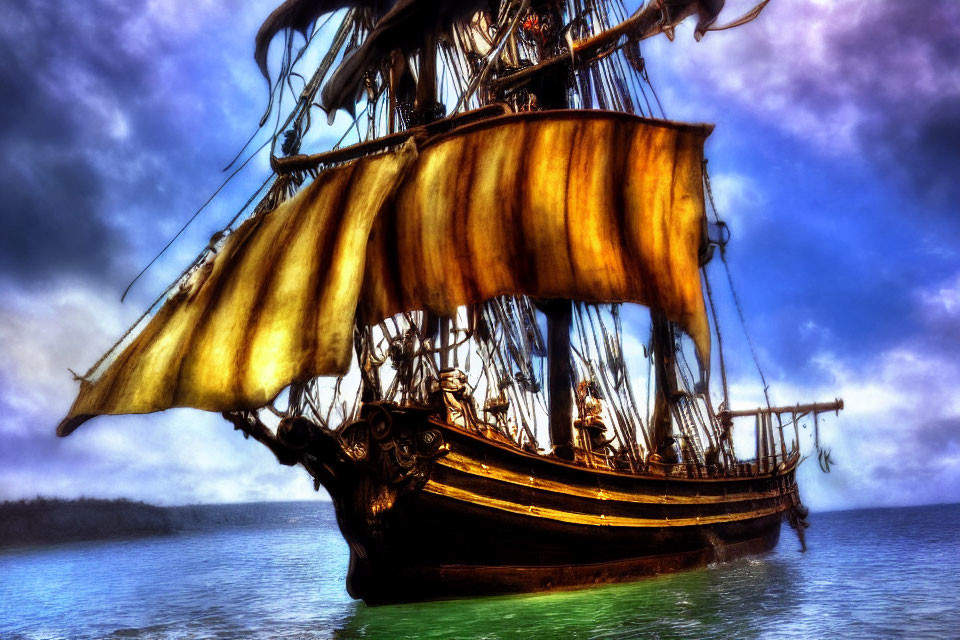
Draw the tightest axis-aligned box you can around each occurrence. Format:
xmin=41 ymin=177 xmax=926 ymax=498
xmin=119 ymin=137 xmax=273 ymax=303
xmin=703 ymin=161 xmax=775 ymax=412
xmin=703 ymin=266 xmax=730 ymax=409
xmin=118 ymin=10 xmax=353 ymax=304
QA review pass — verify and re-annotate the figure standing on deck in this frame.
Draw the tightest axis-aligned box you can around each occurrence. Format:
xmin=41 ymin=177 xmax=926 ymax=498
xmin=574 ymin=380 xmax=611 ymax=455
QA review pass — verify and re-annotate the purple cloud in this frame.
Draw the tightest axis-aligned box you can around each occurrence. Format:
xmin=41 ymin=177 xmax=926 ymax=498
xmin=650 ymin=0 xmax=960 ymax=210
xmin=0 ymin=0 xmax=273 ymax=286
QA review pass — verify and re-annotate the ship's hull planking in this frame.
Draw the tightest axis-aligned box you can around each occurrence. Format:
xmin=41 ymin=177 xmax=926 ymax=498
xmin=312 ymin=403 xmax=798 ymax=605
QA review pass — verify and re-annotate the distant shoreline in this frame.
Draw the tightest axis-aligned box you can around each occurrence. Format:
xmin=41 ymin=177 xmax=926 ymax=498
xmin=0 ymin=498 xmax=331 ymax=548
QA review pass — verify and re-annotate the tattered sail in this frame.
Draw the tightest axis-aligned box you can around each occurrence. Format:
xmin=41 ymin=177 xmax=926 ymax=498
xmin=58 ymin=143 xmax=418 ymax=436
xmin=59 ymin=110 xmax=711 ymax=436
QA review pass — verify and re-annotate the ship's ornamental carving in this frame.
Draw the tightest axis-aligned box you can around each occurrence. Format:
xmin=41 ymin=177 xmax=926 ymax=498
xmin=340 ymin=403 xmax=447 ymax=489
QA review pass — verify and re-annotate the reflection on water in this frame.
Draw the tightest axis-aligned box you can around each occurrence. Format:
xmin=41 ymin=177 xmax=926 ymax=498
xmin=1 ymin=503 xmax=958 ymax=639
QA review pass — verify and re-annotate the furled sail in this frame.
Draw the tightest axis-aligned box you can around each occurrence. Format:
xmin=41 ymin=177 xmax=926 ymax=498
xmin=58 ymin=110 xmax=711 ymax=436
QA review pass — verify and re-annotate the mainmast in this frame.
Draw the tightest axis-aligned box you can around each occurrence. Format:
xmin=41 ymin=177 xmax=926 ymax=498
xmin=650 ymin=309 xmax=680 ymax=462
xmin=527 ymin=2 xmax=575 ymax=461
xmin=540 ymin=300 xmax=574 ymax=460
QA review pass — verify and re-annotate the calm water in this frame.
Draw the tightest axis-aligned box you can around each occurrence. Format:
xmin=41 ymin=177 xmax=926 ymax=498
xmin=1 ymin=502 xmax=958 ymax=639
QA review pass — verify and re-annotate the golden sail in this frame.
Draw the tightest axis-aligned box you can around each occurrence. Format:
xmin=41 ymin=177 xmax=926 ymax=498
xmin=57 ymin=143 xmax=418 ymax=436
xmin=59 ymin=110 xmax=711 ymax=436
xmin=360 ymin=111 xmax=711 ymax=356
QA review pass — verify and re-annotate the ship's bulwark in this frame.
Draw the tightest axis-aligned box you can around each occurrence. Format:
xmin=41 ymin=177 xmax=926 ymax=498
xmin=58 ymin=110 xmax=712 ymax=437
xmin=316 ymin=405 xmax=798 ymax=605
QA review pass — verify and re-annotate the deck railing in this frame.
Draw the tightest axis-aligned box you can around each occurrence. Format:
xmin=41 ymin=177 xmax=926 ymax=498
xmin=645 ymin=454 xmax=800 ymax=480
xmin=720 ymin=400 xmax=843 ymax=475
xmin=639 ymin=400 xmax=843 ymax=479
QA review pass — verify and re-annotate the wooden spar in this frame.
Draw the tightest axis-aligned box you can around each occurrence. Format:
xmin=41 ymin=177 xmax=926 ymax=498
xmin=756 ymin=414 xmax=763 ymax=473
xmin=489 ymin=3 xmax=697 ymax=94
xmin=720 ymin=399 xmax=843 ymax=418
xmin=766 ymin=412 xmax=775 ymax=469
xmin=724 ymin=401 xmax=844 ymax=467
xmin=792 ymin=411 xmax=800 ymax=453
xmin=543 ymin=300 xmax=574 ymax=460
xmin=356 ymin=327 xmax=380 ymax=403
xmin=650 ymin=309 xmax=678 ymax=456
xmin=423 ymin=312 xmax=441 ymax=374
xmin=439 ymin=316 xmax=451 ymax=369
xmin=532 ymin=35 xmax=575 ymax=461
xmin=703 ymin=268 xmax=731 ymax=412
xmin=759 ymin=413 xmax=766 ymax=470
xmin=743 ymin=401 xmax=834 ymax=467
xmin=777 ymin=414 xmax=788 ymax=464
xmin=761 ymin=413 xmax=770 ymax=473
xmin=416 ymin=33 xmax=439 ymax=120
xmin=490 ymin=0 xmax=770 ymax=96
xmin=754 ymin=414 xmax=760 ymax=473
xmin=814 ymin=410 xmax=821 ymax=451
xmin=270 ymin=103 xmax=510 ymax=174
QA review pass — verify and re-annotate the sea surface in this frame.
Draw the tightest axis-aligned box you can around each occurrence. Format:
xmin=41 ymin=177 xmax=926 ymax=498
xmin=1 ymin=502 xmax=958 ymax=640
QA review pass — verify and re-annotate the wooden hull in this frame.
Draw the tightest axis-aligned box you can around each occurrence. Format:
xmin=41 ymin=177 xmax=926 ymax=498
xmin=311 ymin=404 xmax=799 ymax=605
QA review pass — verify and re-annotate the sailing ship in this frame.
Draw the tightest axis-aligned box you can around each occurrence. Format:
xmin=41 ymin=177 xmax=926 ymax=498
xmin=58 ymin=0 xmax=843 ymax=604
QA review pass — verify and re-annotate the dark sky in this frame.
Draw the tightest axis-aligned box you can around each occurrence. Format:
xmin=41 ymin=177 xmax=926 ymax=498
xmin=0 ymin=0 xmax=958 ymax=509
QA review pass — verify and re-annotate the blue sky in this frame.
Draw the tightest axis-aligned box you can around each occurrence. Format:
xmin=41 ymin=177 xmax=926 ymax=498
xmin=0 ymin=0 xmax=958 ymax=510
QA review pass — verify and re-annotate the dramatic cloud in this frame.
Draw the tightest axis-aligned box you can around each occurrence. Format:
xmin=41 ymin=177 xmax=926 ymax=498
xmin=0 ymin=0 xmax=272 ymax=287
xmin=626 ymin=295 xmax=960 ymax=512
xmin=649 ymin=0 xmax=960 ymax=212
xmin=747 ymin=270 xmax=960 ymax=510
xmin=642 ymin=0 xmax=960 ymax=509
xmin=639 ymin=1 xmax=960 ymax=393
xmin=791 ymin=345 xmax=960 ymax=511
xmin=916 ymin=271 xmax=960 ymax=347
xmin=0 ymin=0 xmax=325 ymax=505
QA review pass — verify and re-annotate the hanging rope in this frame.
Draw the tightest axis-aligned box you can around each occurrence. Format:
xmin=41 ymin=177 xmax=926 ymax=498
xmin=703 ymin=266 xmax=730 ymax=410
xmin=703 ymin=160 xmax=775 ymax=412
